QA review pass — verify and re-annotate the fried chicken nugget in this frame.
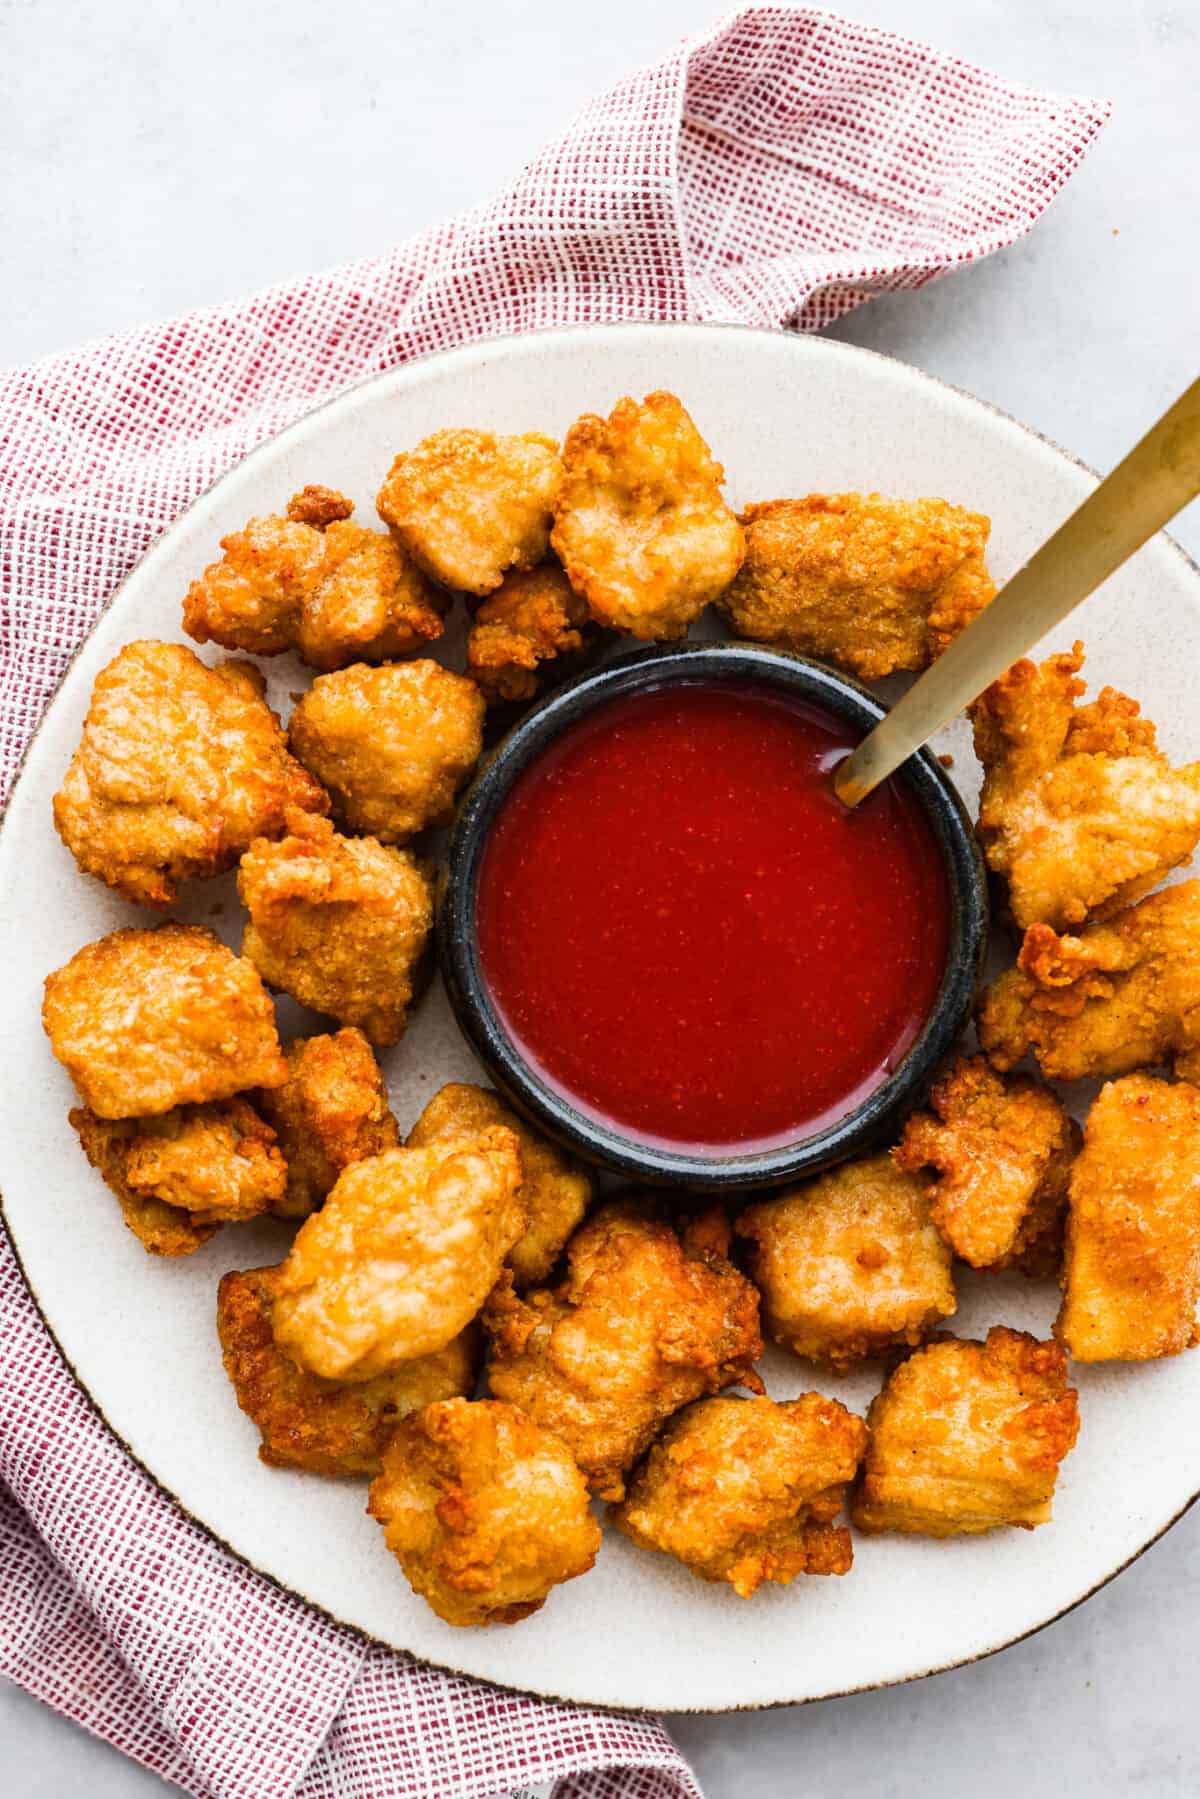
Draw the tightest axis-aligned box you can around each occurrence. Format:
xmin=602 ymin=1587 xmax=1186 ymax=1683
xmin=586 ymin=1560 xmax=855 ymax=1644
xmin=183 ymin=486 xmax=446 ymax=670
xmin=52 ymin=641 xmax=328 ymax=906
xmin=43 ymin=924 xmax=287 ymax=1119
xmin=1056 ymin=1074 xmax=1200 ymax=1361
xmin=551 ymin=392 xmax=744 ymax=639
xmin=272 ymin=1127 xmax=526 ymax=1381
xmin=257 ymin=1029 xmax=398 ymax=1218
xmin=894 ymin=1056 xmax=1079 ymax=1273
xmin=71 ymin=1099 xmax=285 ymax=1254
xmin=407 ymin=1083 xmax=593 ymax=1287
xmin=238 ymin=811 xmax=435 ymax=1048
xmin=367 ymin=1397 xmax=601 ymax=1626
xmin=736 ymin=1153 xmax=955 ymax=1372
xmin=218 ymin=1265 xmax=480 ymax=1474
xmin=377 ymin=429 xmax=564 ymax=596
xmin=465 ymin=562 xmax=594 ymax=705
xmin=483 ymin=1198 xmax=763 ymax=1501
xmin=287 ymin=660 xmax=484 ymax=843
xmin=850 ymin=1327 xmax=1079 ymax=1537
xmin=971 ymin=644 xmax=1200 ymax=931
xmin=612 ymin=1394 xmax=867 ymax=1598
xmin=718 ymin=493 xmax=995 ymax=680
xmin=977 ymin=880 xmax=1200 ymax=1082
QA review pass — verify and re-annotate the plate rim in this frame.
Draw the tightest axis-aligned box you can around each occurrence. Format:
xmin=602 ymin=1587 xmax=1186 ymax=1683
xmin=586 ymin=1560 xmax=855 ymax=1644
xmin=5 ymin=318 xmax=1200 ymax=1715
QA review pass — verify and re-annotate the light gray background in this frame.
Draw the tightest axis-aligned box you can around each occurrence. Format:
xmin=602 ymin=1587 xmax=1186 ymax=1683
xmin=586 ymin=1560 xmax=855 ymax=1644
xmin=0 ymin=0 xmax=1196 ymax=1794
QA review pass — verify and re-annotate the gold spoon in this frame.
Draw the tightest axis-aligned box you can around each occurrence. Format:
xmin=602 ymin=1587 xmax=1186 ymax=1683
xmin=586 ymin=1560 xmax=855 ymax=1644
xmin=833 ymin=376 xmax=1200 ymax=808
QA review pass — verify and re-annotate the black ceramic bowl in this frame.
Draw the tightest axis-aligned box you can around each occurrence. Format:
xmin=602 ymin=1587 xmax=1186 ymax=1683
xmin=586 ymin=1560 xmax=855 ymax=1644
xmin=439 ymin=641 xmax=987 ymax=1191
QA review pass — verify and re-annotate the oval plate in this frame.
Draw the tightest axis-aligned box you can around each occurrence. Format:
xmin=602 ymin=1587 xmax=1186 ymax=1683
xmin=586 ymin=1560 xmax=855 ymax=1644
xmin=2 ymin=323 xmax=1198 ymax=1713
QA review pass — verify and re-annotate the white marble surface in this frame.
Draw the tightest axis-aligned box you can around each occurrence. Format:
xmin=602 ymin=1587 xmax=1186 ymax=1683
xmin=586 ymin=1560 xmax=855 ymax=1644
xmin=1 ymin=0 xmax=1197 ymax=1794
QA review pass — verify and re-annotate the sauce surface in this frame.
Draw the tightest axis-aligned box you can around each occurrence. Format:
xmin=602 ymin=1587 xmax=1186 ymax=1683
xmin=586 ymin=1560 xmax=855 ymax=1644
xmin=476 ymin=682 xmax=950 ymax=1151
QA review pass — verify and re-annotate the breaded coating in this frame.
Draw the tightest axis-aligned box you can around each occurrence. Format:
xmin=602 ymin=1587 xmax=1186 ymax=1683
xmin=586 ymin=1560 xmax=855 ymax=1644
xmin=466 ymin=562 xmax=594 ymax=705
xmin=182 ymin=487 xmax=445 ymax=671
xmin=287 ymin=660 xmax=484 ymax=843
xmin=895 ymin=1056 xmax=1078 ymax=1273
xmin=736 ymin=1153 xmax=955 ymax=1372
xmin=407 ymin=1082 xmax=593 ymax=1287
xmin=257 ymin=1029 xmax=398 ymax=1219
xmin=377 ymin=429 xmax=564 ymax=597
xmin=851 ymin=1327 xmax=1079 ymax=1536
xmin=52 ymin=641 xmax=328 ymax=907
xmin=238 ymin=811 xmax=434 ymax=1048
xmin=72 ymin=1099 xmax=285 ymax=1253
xmin=971 ymin=644 xmax=1200 ymax=931
xmin=218 ymin=1265 xmax=479 ymax=1475
xmin=43 ymin=924 xmax=287 ymax=1119
xmin=977 ymin=880 xmax=1200 ymax=1083
xmin=483 ymin=1198 xmax=763 ymax=1501
xmin=272 ymin=1127 xmax=525 ymax=1382
xmin=367 ymin=1397 xmax=600 ymax=1626
xmin=1056 ymin=1075 xmax=1200 ymax=1361
xmin=551 ymin=391 xmax=744 ymax=639
xmin=612 ymin=1394 xmax=867 ymax=1598
xmin=718 ymin=493 xmax=995 ymax=680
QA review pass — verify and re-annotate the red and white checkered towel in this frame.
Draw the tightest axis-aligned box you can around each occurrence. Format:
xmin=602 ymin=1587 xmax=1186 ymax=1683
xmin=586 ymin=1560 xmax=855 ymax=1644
xmin=0 ymin=8 xmax=1106 ymax=1796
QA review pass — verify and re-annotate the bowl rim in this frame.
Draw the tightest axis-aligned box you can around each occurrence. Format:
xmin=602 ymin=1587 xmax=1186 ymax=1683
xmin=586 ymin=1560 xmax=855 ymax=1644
xmin=440 ymin=639 xmax=988 ymax=1190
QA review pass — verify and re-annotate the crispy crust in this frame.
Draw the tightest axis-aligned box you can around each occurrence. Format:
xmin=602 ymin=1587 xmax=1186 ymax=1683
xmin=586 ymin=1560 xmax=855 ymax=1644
xmin=483 ymin=1197 xmax=762 ymax=1500
xmin=736 ymin=1152 xmax=955 ymax=1371
xmin=217 ymin=1266 xmax=480 ymax=1475
xmin=612 ymin=1393 xmax=867 ymax=1597
xmin=368 ymin=1398 xmax=600 ymax=1626
xmin=44 ymin=923 xmax=287 ymax=1118
xmin=287 ymin=660 xmax=484 ymax=843
xmin=466 ymin=562 xmax=594 ymax=704
xmin=238 ymin=811 xmax=435 ymax=1049
xmin=257 ymin=1029 xmax=399 ymax=1218
xmin=407 ymin=1082 xmax=592 ymax=1287
xmin=851 ymin=1327 xmax=1079 ymax=1536
xmin=377 ymin=429 xmax=564 ymax=596
xmin=718 ymin=492 xmax=994 ymax=679
xmin=52 ymin=641 xmax=327 ymax=907
xmin=971 ymin=643 xmax=1200 ymax=930
xmin=1056 ymin=1074 xmax=1200 ymax=1361
xmin=551 ymin=391 xmax=744 ymax=639
xmin=895 ymin=1056 xmax=1078 ymax=1273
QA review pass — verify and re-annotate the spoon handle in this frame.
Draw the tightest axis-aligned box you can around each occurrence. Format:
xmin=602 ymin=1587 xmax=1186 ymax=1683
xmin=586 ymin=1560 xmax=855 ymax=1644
xmin=834 ymin=376 xmax=1200 ymax=807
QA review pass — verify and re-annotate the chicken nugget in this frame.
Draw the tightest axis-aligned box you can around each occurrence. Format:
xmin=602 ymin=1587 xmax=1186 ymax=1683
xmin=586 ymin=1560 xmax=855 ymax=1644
xmin=52 ymin=641 xmax=328 ymax=907
xmin=238 ymin=811 xmax=434 ymax=1048
xmin=977 ymin=880 xmax=1200 ymax=1082
xmin=736 ymin=1153 xmax=955 ymax=1372
xmin=407 ymin=1082 xmax=592 ymax=1286
xmin=218 ymin=1265 xmax=479 ymax=1474
xmin=851 ymin=1327 xmax=1079 ymax=1536
xmin=895 ymin=1056 xmax=1078 ymax=1273
xmin=465 ymin=562 xmax=595 ymax=705
xmin=368 ymin=1397 xmax=600 ymax=1626
xmin=257 ymin=1028 xmax=398 ymax=1218
xmin=287 ymin=660 xmax=484 ymax=843
xmin=272 ymin=1127 xmax=525 ymax=1381
xmin=182 ymin=487 xmax=445 ymax=669
xmin=719 ymin=493 xmax=994 ymax=680
xmin=71 ymin=1097 xmax=285 ymax=1253
xmin=1056 ymin=1074 xmax=1200 ymax=1361
xmin=612 ymin=1393 xmax=867 ymax=1597
xmin=44 ymin=923 xmax=287 ymax=1119
xmin=971 ymin=644 xmax=1200 ymax=931
xmin=483 ymin=1197 xmax=762 ymax=1501
xmin=377 ymin=429 xmax=564 ymax=596
xmin=551 ymin=391 xmax=744 ymax=639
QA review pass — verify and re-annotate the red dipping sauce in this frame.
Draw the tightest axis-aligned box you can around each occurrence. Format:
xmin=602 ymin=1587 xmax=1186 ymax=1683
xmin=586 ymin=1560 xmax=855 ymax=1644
xmin=475 ymin=683 xmax=950 ymax=1153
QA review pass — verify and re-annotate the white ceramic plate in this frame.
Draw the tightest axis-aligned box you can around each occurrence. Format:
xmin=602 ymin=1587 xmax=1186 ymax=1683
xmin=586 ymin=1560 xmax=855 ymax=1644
xmin=3 ymin=324 xmax=1199 ymax=1714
